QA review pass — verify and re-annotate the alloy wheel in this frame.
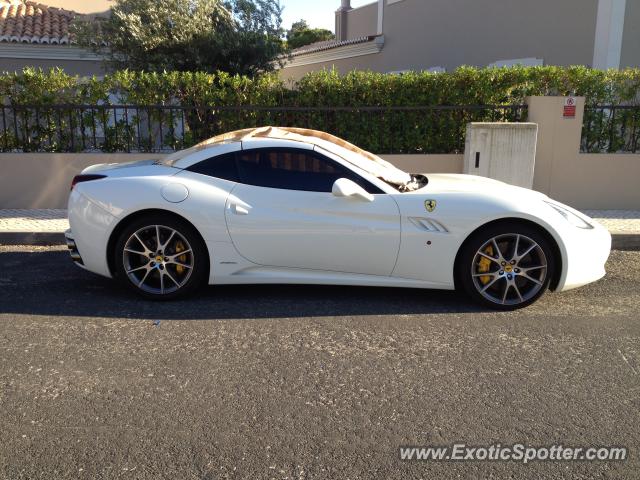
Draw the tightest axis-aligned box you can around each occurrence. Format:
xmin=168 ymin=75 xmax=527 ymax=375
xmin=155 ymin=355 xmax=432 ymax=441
xmin=471 ymin=233 xmax=548 ymax=306
xmin=122 ymin=225 xmax=194 ymax=295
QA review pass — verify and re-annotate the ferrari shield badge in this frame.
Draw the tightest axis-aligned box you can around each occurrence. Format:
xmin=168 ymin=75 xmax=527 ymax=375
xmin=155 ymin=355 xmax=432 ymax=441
xmin=424 ymin=199 xmax=437 ymax=212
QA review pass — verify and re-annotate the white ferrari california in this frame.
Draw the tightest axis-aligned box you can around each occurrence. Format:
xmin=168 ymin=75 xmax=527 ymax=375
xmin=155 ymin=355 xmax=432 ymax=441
xmin=66 ymin=126 xmax=611 ymax=309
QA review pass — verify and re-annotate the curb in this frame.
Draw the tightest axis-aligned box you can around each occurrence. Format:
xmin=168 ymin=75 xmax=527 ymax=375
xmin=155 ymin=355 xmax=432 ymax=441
xmin=611 ymin=233 xmax=640 ymax=251
xmin=1 ymin=231 xmax=640 ymax=250
xmin=0 ymin=232 xmax=66 ymax=245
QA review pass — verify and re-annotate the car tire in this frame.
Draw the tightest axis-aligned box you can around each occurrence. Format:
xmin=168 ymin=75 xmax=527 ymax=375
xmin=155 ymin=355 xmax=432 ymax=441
xmin=113 ymin=213 xmax=208 ymax=300
xmin=457 ymin=222 xmax=556 ymax=310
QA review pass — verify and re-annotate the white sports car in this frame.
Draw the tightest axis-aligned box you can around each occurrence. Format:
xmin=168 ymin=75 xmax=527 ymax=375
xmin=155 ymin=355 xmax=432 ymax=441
xmin=66 ymin=127 xmax=611 ymax=310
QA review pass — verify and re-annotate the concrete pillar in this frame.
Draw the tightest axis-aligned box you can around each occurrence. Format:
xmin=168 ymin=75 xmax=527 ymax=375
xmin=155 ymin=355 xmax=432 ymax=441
xmin=335 ymin=0 xmax=352 ymax=41
xmin=377 ymin=0 xmax=384 ymax=35
xmin=593 ymin=0 xmax=627 ymax=69
xmin=526 ymin=96 xmax=585 ymax=198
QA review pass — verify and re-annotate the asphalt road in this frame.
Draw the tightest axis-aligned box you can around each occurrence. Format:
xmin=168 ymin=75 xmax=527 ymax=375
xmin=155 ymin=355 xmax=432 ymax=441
xmin=0 ymin=246 xmax=639 ymax=479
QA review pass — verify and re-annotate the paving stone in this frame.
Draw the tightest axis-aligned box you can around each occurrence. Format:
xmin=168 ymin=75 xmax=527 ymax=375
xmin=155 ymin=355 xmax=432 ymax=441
xmin=0 ymin=209 xmax=69 ymax=233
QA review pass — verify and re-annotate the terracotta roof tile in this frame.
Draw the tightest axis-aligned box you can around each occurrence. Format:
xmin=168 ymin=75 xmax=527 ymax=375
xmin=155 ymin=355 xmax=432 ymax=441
xmin=290 ymin=35 xmax=380 ymax=57
xmin=0 ymin=0 xmax=76 ymax=44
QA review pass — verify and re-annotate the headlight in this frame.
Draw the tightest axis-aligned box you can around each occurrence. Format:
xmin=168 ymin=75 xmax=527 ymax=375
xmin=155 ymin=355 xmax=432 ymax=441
xmin=545 ymin=202 xmax=593 ymax=229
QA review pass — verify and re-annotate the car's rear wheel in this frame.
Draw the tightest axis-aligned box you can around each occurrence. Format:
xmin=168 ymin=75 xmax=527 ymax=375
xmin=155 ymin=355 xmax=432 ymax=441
xmin=457 ymin=223 xmax=555 ymax=310
xmin=114 ymin=214 xmax=208 ymax=300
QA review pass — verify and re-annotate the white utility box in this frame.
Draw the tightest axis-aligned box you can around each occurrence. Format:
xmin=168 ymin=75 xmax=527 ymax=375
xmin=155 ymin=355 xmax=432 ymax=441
xmin=463 ymin=122 xmax=538 ymax=188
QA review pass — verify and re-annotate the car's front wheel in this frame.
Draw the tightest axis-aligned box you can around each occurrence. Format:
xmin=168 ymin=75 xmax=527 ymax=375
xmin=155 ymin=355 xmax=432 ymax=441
xmin=457 ymin=223 xmax=555 ymax=310
xmin=114 ymin=214 xmax=208 ymax=300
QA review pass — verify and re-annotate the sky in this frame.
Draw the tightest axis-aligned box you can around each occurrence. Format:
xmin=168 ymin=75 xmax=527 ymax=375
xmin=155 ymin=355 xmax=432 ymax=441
xmin=280 ymin=0 xmax=373 ymax=32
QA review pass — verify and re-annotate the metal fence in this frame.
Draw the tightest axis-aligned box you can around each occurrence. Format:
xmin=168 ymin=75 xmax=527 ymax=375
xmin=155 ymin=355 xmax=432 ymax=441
xmin=0 ymin=104 xmax=528 ymax=155
xmin=581 ymin=105 xmax=640 ymax=153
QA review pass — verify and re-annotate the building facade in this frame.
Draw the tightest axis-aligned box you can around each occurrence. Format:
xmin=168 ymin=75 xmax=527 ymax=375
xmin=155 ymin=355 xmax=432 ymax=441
xmin=279 ymin=0 xmax=640 ymax=80
xmin=0 ymin=0 xmax=109 ymax=76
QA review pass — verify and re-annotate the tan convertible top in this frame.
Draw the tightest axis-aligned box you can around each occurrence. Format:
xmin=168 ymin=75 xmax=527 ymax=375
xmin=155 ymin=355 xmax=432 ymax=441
xmin=193 ymin=126 xmax=380 ymax=160
xmin=161 ymin=126 xmax=412 ymax=186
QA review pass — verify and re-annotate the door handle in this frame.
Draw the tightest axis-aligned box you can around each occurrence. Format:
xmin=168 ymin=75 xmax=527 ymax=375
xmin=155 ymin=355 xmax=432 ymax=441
xmin=231 ymin=204 xmax=249 ymax=215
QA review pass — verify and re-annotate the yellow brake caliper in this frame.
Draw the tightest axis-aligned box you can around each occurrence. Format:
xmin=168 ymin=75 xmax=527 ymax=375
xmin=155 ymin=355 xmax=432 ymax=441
xmin=477 ymin=245 xmax=494 ymax=285
xmin=175 ymin=240 xmax=187 ymax=276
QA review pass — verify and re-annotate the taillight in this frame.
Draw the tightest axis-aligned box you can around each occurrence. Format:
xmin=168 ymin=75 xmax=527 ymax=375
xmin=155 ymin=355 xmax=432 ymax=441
xmin=71 ymin=174 xmax=106 ymax=191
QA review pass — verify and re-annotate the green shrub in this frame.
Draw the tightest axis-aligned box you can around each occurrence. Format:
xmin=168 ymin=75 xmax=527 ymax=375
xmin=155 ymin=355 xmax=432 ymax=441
xmin=4 ymin=66 xmax=639 ymax=108
xmin=1 ymin=66 xmax=639 ymax=153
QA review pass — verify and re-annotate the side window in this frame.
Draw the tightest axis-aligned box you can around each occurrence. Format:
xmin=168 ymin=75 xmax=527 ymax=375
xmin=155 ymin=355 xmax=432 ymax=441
xmin=235 ymin=148 xmax=384 ymax=193
xmin=186 ymin=152 xmax=239 ymax=182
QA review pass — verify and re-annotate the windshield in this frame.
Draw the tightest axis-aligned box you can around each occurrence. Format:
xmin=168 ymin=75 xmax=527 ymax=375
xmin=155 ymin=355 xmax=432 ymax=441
xmin=313 ymin=139 xmax=422 ymax=191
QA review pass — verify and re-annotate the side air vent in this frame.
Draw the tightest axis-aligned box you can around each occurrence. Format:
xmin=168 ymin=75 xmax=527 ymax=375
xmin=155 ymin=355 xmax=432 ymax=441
xmin=408 ymin=217 xmax=449 ymax=233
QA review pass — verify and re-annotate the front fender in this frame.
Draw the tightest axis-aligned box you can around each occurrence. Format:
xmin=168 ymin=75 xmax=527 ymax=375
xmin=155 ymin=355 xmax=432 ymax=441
xmin=391 ymin=191 xmax=572 ymax=287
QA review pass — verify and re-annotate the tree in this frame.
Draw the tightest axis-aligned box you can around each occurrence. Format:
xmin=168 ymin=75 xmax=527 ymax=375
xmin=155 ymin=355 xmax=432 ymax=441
xmin=286 ymin=20 xmax=334 ymax=50
xmin=73 ymin=0 xmax=285 ymax=75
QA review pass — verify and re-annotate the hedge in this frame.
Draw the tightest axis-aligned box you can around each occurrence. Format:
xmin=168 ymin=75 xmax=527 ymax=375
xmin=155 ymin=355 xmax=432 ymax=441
xmin=1 ymin=66 xmax=639 ymax=153
xmin=3 ymin=65 xmax=640 ymax=106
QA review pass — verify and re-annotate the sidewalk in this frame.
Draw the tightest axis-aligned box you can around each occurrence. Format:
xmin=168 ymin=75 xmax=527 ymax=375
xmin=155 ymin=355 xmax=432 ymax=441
xmin=0 ymin=209 xmax=69 ymax=245
xmin=1 ymin=209 xmax=639 ymax=249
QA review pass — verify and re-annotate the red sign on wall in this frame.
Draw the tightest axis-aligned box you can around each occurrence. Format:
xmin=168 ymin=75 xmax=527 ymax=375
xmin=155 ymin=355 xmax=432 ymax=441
xmin=563 ymin=97 xmax=577 ymax=118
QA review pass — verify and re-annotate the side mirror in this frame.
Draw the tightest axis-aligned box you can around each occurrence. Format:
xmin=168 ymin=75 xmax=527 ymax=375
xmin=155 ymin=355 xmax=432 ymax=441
xmin=332 ymin=178 xmax=374 ymax=202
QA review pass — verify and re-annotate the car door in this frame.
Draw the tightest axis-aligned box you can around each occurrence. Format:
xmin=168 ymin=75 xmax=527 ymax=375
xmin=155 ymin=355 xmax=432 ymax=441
xmin=225 ymin=146 xmax=401 ymax=276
